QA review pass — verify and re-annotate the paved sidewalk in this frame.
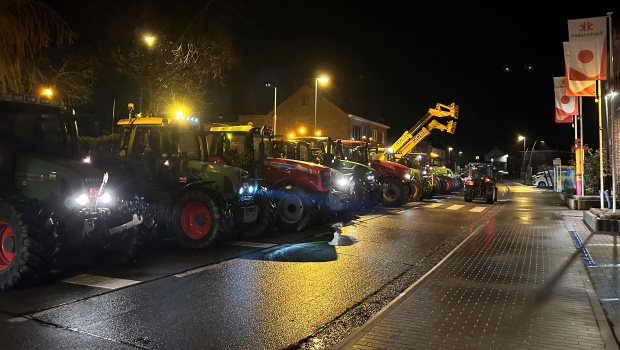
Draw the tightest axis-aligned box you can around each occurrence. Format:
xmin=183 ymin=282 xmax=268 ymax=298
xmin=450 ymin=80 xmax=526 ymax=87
xmin=333 ymin=181 xmax=620 ymax=350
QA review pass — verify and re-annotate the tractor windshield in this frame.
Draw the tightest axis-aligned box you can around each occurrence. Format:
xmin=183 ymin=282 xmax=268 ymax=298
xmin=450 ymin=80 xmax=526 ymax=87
xmin=0 ymin=105 xmax=76 ymax=159
xmin=469 ymin=164 xmax=492 ymax=179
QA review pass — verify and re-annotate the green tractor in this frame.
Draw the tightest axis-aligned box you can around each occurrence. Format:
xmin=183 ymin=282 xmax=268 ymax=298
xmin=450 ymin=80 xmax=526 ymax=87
xmin=280 ymin=136 xmax=380 ymax=211
xmin=89 ymin=111 xmax=258 ymax=249
xmin=0 ymin=93 xmax=143 ymax=291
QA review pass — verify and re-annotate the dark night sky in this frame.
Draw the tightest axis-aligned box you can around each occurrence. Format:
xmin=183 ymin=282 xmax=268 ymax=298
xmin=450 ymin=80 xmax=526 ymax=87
xmin=50 ymin=1 xmax=616 ymax=161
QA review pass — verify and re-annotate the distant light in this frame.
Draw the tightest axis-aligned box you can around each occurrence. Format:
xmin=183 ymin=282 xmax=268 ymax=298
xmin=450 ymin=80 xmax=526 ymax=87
xmin=503 ymin=67 xmax=510 ymax=73
xmin=524 ymin=65 xmax=534 ymax=71
xmin=176 ymin=109 xmax=184 ymax=118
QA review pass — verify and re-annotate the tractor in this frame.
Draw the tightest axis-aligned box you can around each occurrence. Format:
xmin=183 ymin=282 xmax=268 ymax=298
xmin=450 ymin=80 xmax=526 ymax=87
xmin=89 ymin=109 xmax=258 ymax=249
xmin=0 ymin=93 xmax=141 ymax=291
xmin=205 ymin=124 xmax=350 ymax=233
xmin=463 ymin=162 xmax=498 ymax=204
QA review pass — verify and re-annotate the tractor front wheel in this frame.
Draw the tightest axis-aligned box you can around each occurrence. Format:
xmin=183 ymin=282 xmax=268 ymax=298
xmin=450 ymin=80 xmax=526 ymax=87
xmin=0 ymin=201 xmax=54 ymax=291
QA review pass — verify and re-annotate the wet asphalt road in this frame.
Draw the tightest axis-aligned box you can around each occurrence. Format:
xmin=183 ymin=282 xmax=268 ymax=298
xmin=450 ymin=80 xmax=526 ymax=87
xmin=0 ymin=185 xmax=507 ymax=350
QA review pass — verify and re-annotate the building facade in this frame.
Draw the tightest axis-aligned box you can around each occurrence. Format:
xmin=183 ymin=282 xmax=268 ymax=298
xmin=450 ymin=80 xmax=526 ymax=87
xmin=237 ymin=85 xmax=390 ymax=147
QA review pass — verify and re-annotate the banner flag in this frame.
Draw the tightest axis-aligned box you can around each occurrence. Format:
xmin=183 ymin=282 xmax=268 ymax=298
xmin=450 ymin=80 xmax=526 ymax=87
xmin=567 ymin=16 xmax=607 ymax=80
xmin=563 ymin=42 xmax=596 ymax=96
xmin=554 ymin=77 xmax=577 ymax=123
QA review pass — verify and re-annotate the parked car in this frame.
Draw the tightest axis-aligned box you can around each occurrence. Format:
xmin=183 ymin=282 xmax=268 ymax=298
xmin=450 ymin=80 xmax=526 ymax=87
xmin=533 ymin=172 xmax=554 ymax=188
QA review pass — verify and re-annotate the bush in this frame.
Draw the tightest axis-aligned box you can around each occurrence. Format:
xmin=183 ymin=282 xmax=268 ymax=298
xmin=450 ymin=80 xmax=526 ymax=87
xmin=78 ymin=134 xmax=120 ymax=158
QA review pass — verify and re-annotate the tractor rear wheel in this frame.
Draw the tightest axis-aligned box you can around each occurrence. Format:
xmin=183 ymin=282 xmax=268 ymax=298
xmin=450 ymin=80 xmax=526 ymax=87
xmin=172 ymin=191 xmax=222 ymax=249
xmin=0 ymin=201 xmax=54 ymax=291
xmin=464 ymin=187 xmax=474 ymax=202
xmin=485 ymin=185 xmax=495 ymax=204
xmin=275 ymin=186 xmax=315 ymax=232
xmin=380 ymin=178 xmax=408 ymax=207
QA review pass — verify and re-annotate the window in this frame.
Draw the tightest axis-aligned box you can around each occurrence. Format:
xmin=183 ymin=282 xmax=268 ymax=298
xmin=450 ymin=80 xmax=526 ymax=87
xmin=352 ymin=125 xmax=363 ymax=140
xmin=381 ymin=131 xmax=385 ymax=145
xmin=372 ymin=129 xmax=378 ymax=141
xmin=302 ymin=95 xmax=309 ymax=105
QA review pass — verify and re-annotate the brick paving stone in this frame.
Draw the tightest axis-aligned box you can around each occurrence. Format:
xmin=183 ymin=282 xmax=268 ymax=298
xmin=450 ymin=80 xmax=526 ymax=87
xmin=333 ymin=183 xmax=620 ymax=350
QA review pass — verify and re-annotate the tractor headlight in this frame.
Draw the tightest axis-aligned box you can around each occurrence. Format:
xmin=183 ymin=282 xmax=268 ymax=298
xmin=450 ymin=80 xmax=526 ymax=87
xmin=99 ymin=192 xmax=113 ymax=204
xmin=75 ymin=194 xmax=89 ymax=206
xmin=404 ymin=173 xmax=411 ymax=180
xmin=239 ymin=180 xmax=255 ymax=195
xmin=337 ymin=176 xmax=350 ymax=188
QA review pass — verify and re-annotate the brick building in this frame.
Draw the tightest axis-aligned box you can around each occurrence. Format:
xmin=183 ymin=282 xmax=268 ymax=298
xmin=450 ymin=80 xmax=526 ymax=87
xmin=237 ymin=85 xmax=390 ymax=147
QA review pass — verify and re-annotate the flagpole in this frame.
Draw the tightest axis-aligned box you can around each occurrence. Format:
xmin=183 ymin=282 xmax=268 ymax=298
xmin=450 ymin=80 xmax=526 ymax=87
xmin=608 ymin=12 xmax=616 ymax=212
xmin=598 ymin=80 xmax=605 ymax=208
xmin=580 ymin=97 xmax=584 ymax=196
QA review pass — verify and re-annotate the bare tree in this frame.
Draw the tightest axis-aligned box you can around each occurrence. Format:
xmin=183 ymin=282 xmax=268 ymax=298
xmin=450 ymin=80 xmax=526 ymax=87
xmin=110 ymin=0 xmax=242 ymax=116
xmin=0 ymin=0 xmax=74 ymax=93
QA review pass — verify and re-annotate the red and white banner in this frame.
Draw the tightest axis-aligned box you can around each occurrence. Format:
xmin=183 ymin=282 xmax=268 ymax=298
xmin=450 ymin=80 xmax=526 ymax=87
xmin=563 ymin=42 xmax=596 ymax=96
xmin=554 ymin=77 xmax=577 ymax=123
xmin=567 ymin=16 xmax=607 ymax=80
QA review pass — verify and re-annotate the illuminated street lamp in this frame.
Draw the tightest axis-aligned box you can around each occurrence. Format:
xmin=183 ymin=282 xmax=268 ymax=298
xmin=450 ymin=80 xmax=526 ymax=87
xmin=144 ymin=35 xmax=155 ymax=47
xmin=314 ymin=76 xmax=329 ymax=133
xmin=447 ymin=147 xmax=452 ymax=167
xmin=457 ymin=151 xmax=462 ymax=172
xmin=41 ymin=88 xmax=53 ymax=97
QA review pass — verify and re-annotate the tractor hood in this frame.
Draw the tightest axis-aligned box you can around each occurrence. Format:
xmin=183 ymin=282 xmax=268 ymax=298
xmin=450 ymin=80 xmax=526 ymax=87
xmin=14 ymin=154 xmax=105 ymax=201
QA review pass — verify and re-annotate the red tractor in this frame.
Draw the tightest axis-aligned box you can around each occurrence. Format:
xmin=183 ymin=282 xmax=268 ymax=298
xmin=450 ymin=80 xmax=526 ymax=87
xmin=204 ymin=124 xmax=350 ymax=233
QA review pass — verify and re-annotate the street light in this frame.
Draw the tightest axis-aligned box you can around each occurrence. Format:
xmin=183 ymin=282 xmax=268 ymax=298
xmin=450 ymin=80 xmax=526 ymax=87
xmin=457 ymin=151 xmax=462 ymax=173
xmin=144 ymin=35 xmax=155 ymax=47
xmin=447 ymin=147 xmax=452 ymax=167
xmin=314 ymin=76 xmax=329 ymax=133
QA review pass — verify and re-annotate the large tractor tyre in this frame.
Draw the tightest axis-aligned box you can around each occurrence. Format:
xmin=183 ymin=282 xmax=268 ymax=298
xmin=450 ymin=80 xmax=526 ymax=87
xmin=349 ymin=183 xmax=368 ymax=212
xmin=314 ymin=206 xmax=335 ymax=226
xmin=410 ymin=180 xmax=423 ymax=202
xmin=101 ymin=224 xmax=152 ymax=267
xmin=364 ymin=187 xmax=381 ymax=209
xmin=172 ymin=191 xmax=222 ymax=249
xmin=0 ymin=201 xmax=54 ymax=291
xmin=435 ymin=176 xmax=446 ymax=194
xmin=464 ymin=187 xmax=474 ymax=202
xmin=236 ymin=193 xmax=276 ymax=238
xmin=485 ymin=185 xmax=495 ymax=204
xmin=275 ymin=186 xmax=315 ymax=233
xmin=380 ymin=178 xmax=408 ymax=207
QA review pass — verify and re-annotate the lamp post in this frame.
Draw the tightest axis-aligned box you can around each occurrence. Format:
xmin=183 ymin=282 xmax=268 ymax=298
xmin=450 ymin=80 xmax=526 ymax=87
xmin=518 ymin=135 xmax=526 ymax=184
xmin=447 ymin=147 xmax=452 ymax=168
xmin=141 ymin=34 xmax=156 ymax=113
xmin=457 ymin=151 xmax=462 ymax=173
xmin=527 ymin=140 xmax=545 ymax=184
xmin=314 ymin=76 xmax=329 ymax=134
xmin=266 ymin=83 xmax=277 ymax=134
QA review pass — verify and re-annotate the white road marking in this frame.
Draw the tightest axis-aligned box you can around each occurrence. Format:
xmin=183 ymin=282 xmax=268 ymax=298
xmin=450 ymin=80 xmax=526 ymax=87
xmin=470 ymin=206 xmax=486 ymax=212
xmin=426 ymin=203 xmax=442 ymax=208
xmin=62 ymin=274 xmax=139 ymax=289
xmin=446 ymin=205 xmax=464 ymax=210
xmin=174 ymin=265 xmax=218 ymax=277
xmin=230 ymin=241 xmax=276 ymax=248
